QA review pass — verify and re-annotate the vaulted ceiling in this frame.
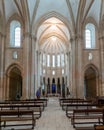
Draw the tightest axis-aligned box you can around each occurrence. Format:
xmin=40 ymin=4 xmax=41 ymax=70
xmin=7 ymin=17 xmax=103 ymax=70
xmin=0 ymin=0 xmax=103 ymax=26
xmin=0 ymin=0 xmax=103 ymax=53
xmin=38 ymin=17 xmax=70 ymax=54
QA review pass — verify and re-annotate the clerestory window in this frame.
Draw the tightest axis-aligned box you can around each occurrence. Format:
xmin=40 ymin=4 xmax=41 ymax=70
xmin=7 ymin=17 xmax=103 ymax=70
xmin=85 ymin=23 xmax=95 ymax=49
xmin=10 ymin=20 xmax=21 ymax=47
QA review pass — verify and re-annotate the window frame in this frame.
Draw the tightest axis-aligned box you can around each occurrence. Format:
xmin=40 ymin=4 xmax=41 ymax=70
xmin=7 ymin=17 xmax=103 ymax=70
xmin=85 ymin=23 xmax=96 ymax=49
xmin=10 ymin=20 xmax=21 ymax=48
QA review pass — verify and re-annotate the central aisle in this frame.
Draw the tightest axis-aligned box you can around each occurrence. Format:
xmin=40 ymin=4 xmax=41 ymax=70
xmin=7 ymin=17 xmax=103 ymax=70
xmin=35 ymin=97 xmax=74 ymax=130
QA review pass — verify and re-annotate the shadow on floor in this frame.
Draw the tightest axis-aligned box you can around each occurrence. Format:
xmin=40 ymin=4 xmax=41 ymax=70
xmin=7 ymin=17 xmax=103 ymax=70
xmin=75 ymin=127 xmax=94 ymax=130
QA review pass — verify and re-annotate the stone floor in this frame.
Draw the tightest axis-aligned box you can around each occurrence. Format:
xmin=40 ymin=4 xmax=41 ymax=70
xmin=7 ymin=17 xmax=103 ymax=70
xmin=34 ymin=97 xmax=74 ymax=130
xmin=2 ymin=97 xmax=94 ymax=130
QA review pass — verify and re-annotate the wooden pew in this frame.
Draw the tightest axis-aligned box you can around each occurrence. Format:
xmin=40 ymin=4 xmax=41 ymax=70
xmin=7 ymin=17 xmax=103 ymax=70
xmin=66 ymin=103 xmax=100 ymax=118
xmin=26 ymin=98 xmax=48 ymax=107
xmin=2 ymin=100 xmax=45 ymax=111
xmin=61 ymin=99 xmax=93 ymax=111
xmin=0 ymin=110 xmax=36 ymax=129
xmin=0 ymin=104 xmax=42 ymax=119
xmin=71 ymin=108 xmax=104 ymax=128
xmin=13 ymin=100 xmax=45 ymax=110
xmin=94 ymin=125 xmax=104 ymax=130
xmin=59 ymin=98 xmax=84 ymax=106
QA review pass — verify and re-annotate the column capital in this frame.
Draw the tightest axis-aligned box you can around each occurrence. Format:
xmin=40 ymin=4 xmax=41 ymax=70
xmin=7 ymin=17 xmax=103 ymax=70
xmin=70 ymin=34 xmax=83 ymax=42
xmin=22 ymin=32 xmax=37 ymax=43
xmin=99 ymin=36 xmax=104 ymax=40
xmin=30 ymin=34 xmax=37 ymax=42
xmin=23 ymin=32 xmax=31 ymax=37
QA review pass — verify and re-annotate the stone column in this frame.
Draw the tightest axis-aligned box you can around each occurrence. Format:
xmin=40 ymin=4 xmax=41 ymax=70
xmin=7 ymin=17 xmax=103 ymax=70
xmin=76 ymin=36 xmax=83 ymax=98
xmin=96 ymin=74 xmax=99 ymax=96
xmin=70 ymin=35 xmax=83 ymax=98
xmin=69 ymin=51 xmax=73 ymax=97
xmin=70 ymin=37 xmax=76 ymax=97
xmin=30 ymin=35 xmax=36 ymax=99
xmin=37 ymin=51 xmax=41 ymax=88
xmin=67 ymin=52 xmax=70 ymax=89
xmin=99 ymin=36 xmax=104 ymax=95
xmin=6 ymin=75 xmax=10 ymax=100
xmin=34 ymin=40 xmax=38 ymax=97
xmin=22 ymin=33 xmax=31 ymax=99
xmin=36 ymin=51 xmax=39 ymax=88
xmin=60 ymin=77 xmax=62 ymax=96
xmin=0 ymin=33 xmax=5 ymax=100
xmin=65 ymin=76 xmax=67 ymax=97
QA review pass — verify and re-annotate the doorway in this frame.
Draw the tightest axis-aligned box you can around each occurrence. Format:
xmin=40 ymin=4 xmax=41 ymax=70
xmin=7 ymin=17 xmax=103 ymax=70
xmin=9 ymin=67 xmax=22 ymax=100
xmin=84 ymin=67 xmax=97 ymax=99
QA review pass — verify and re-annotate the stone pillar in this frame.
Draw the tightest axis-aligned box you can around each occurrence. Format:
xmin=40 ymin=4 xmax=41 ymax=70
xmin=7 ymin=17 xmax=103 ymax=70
xmin=60 ymin=77 xmax=62 ymax=96
xmin=22 ymin=33 xmax=31 ymax=99
xmin=70 ymin=35 xmax=83 ymax=98
xmin=65 ymin=76 xmax=67 ymax=97
xmin=34 ymin=40 xmax=38 ymax=97
xmin=0 ymin=33 xmax=5 ymax=100
xmin=99 ymin=36 xmax=104 ymax=95
xmin=37 ymin=51 xmax=40 ymax=88
xmin=70 ymin=37 xmax=76 ymax=97
xmin=69 ymin=51 xmax=73 ymax=97
xmin=76 ymin=36 xmax=83 ymax=98
xmin=36 ymin=51 xmax=38 ymax=88
xmin=30 ymin=35 xmax=36 ymax=99
xmin=67 ymin=52 xmax=70 ymax=89
xmin=6 ymin=75 xmax=10 ymax=99
xmin=96 ymin=74 xmax=99 ymax=96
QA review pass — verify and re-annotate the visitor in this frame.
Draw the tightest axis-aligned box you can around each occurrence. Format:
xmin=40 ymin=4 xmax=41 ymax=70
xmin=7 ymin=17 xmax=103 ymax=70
xmin=36 ymin=87 xmax=41 ymax=99
xmin=16 ymin=93 xmax=20 ymax=100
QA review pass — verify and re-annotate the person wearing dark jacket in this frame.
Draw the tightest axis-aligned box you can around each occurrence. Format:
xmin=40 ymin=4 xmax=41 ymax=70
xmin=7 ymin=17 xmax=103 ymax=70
xmin=36 ymin=88 xmax=41 ymax=99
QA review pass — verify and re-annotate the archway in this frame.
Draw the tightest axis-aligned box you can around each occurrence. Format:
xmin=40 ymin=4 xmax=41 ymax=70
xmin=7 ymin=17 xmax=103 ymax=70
xmin=57 ymin=78 xmax=61 ymax=94
xmin=9 ymin=67 xmax=22 ymax=100
xmin=62 ymin=77 xmax=65 ymax=97
xmin=84 ymin=67 xmax=97 ymax=99
xmin=35 ymin=17 xmax=70 ymax=97
xmin=52 ymin=78 xmax=56 ymax=94
xmin=47 ymin=77 xmax=50 ymax=94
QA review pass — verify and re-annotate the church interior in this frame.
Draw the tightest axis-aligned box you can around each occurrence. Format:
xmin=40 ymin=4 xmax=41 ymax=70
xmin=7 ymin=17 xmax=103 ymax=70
xmin=0 ymin=0 xmax=104 ymax=129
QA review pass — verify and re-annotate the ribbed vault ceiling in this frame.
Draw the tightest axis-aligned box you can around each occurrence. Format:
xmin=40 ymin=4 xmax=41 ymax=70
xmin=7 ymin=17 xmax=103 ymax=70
xmin=0 ymin=0 xmax=104 ymax=53
xmin=0 ymin=0 xmax=103 ymax=26
xmin=38 ymin=17 xmax=70 ymax=54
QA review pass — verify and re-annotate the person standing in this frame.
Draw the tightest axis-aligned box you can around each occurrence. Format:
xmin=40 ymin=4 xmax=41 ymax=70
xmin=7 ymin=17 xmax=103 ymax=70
xmin=36 ymin=88 xmax=41 ymax=99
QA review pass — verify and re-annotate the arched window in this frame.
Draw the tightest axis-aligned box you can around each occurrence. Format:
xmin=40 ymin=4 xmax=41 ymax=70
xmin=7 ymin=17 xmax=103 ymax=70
xmin=62 ymin=69 xmax=64 ymax=74
xmin=52 ymin=70 xmax=55 ymax=75
xmin=85 ymin=23 xmax=95 ymax=49
xmin=52 ymin=55 xmax=55 ymax=67
xmin=10 ymin=20 xmax=21 ymax=47
xmin=61 ymin=54 xmax=64 ymax=67
xmin=15 ymin=27 xmax=21 ymax=46
xmin=43 ymin=53 xmax=46 ymax=66
xmin=47 ymin=54 xmax=50 ymax=67
xmin=85 ymin=29 xmax=91 ymax=48
xmin=57 ymin=54 xmax=60 ymax=67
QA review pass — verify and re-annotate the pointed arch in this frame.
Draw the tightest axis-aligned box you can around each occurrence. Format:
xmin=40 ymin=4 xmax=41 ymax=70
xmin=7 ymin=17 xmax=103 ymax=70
xmin=5 ymin=63 xmax=23 ymax=100
xmin=6 ymin=63 xmax=23 ymax=77
xmin=33 ymin=11 xmax=72 ymax=37
xmin=83 ymin=64 xmax=99 ymax=99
